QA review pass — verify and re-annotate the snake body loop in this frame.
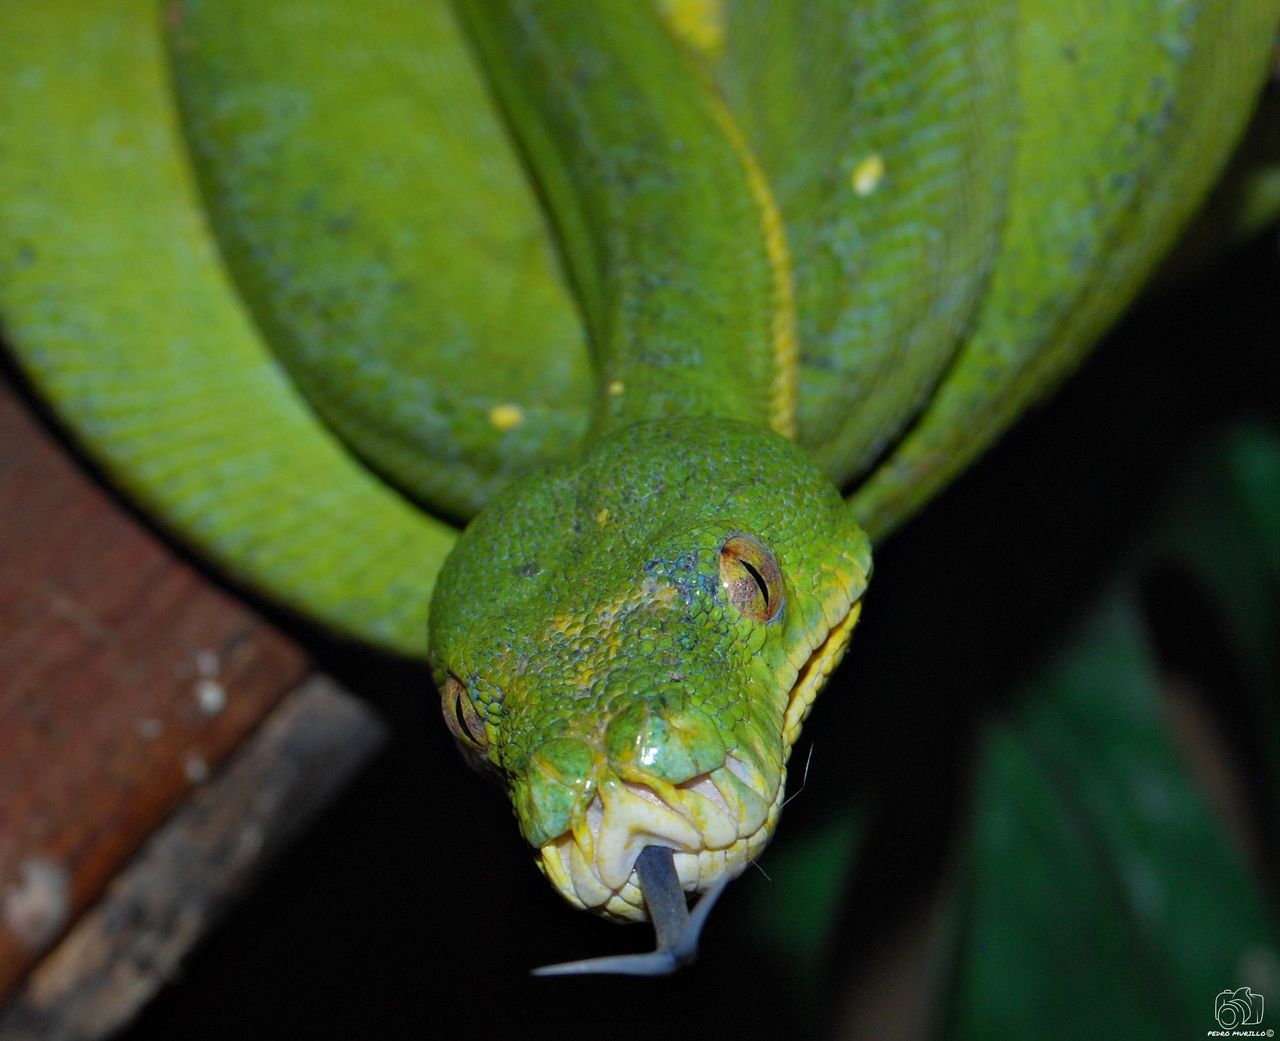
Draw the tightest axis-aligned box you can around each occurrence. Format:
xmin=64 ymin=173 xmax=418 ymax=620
xmin=1 ymin=0 xmax=1277 ymax=960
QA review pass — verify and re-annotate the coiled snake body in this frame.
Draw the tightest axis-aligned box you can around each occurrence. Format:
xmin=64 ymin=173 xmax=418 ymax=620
xmin=0 ymin=0 xmax=1275 ymax=972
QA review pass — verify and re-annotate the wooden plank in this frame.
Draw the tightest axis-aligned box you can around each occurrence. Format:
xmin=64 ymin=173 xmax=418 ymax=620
xmin=0 ymin=677 xmax=388 ymax=1041
xmin=0 ymin=373 xmax=310 ymax=999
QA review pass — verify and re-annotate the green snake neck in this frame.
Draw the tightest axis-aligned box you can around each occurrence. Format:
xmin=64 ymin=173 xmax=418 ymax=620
xmin=457 ymin=1 xmax=796 ymax=440
xmin=427 ymin=3 xmax=871 ymax=923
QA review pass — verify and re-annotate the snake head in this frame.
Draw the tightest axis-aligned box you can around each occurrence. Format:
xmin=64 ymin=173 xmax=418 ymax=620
xmin=428 ymin=418 xmax=870 ymax=920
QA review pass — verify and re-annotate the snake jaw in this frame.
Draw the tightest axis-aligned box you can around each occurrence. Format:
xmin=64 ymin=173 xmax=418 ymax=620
xmin=531 ymin=582 xmax=867 ymax=921
xmin=782 ymin=598 xmax=864 ymax=750
xmin=536 ymin=753 xmax=784 ymax=921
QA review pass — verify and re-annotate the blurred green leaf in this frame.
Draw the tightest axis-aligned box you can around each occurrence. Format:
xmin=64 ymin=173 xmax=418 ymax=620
xmin=748 ymin=805 xmax=862 ymax=990
xmin=941 ymin=423 xmax=1280 ymax=1039
xmin=1227 ymin=422 xmax=1280 ymax=594
xmin=1147 ymin=421 xmax=1280 ymax=796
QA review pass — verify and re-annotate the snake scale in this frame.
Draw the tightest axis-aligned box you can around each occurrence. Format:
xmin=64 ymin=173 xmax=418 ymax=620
xmin=1 ymin=0 xmax=1276 ymax=972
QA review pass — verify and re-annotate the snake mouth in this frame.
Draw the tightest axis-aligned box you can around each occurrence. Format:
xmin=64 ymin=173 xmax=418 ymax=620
xmin=781 ymin=598 xmax=863 ymax=748
xmin=535 ymin=598 xmax=864 ymax=922
xmin=537 ymin=754 xmax=784 ymax=921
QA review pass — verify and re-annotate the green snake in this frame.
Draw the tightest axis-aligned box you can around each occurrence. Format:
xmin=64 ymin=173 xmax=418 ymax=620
xmin=1 ymin=0 xmax=1276 ymax=973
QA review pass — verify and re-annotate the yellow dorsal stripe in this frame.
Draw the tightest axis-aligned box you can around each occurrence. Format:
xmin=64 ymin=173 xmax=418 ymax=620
xmin=707 ymin=93 xmax=799 ymax=440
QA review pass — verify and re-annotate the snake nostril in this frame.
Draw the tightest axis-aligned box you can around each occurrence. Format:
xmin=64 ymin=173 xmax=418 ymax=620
xmin=604 ymin=701 xmax=726 ymax=783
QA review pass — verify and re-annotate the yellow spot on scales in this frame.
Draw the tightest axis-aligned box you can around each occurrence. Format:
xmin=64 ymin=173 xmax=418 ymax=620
xmin=595 ymin=508 xmax=610 ymax=526
xmin=851 ymin=154 xmax=886 ymax=197
xmin=488 ymin=402 xmax=525 ymax=431
xmin=655 ymin=0 xmax=725 ymax=58
xmin=606 ymin=379 xmax=625 ymax=397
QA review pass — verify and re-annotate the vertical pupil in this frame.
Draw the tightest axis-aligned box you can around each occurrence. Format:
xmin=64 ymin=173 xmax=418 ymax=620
xmin=739 ymin=558 xmax=769 ymax=606
xmin=453 ymin=693 xmax=474 ymax=739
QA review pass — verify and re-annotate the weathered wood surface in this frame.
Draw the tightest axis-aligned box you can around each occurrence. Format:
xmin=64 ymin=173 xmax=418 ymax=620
xmin=0 ymin=677 xmax=388 ymax=1041
xmin=0 ymin=370 xmax=311 ymax=1000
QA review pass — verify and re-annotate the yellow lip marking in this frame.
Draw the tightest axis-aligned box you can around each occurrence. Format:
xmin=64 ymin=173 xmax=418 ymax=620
xmin=783 ymin=600 xmax=863 ymax=748
xmin=538 ymin=761 xmax=786 ymax=920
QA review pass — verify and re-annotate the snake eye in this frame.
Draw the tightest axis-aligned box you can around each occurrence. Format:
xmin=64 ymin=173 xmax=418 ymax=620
xmin=441 ymin=674 xmax=489 ymax=754
xmin=719 ymin=535 xmax=784 ymax=622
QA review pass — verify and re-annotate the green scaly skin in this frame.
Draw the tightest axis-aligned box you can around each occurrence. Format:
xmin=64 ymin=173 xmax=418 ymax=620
xmin=168 ymin=0 xmax=592 ymax=521
xmin=687 ymin=0 xmax=1018 ymax=483
xmin=846 ymin=0 xmax=1280 ymax=536
xmin=0 ymin=0 xmax=1276 ymax=929
xmin=430 ymin=420 xmax=869 ymax=918
xmin=432 ymin=1 xmax=869 ymax=915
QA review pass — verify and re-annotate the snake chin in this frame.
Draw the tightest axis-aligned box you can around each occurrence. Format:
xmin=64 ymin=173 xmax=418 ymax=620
xmin=536 ymin=755 xmax=785 ymax=922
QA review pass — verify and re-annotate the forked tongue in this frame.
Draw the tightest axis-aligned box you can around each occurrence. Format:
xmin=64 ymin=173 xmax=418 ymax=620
xmin=531 ymin=845 xmax=729 ymax=976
